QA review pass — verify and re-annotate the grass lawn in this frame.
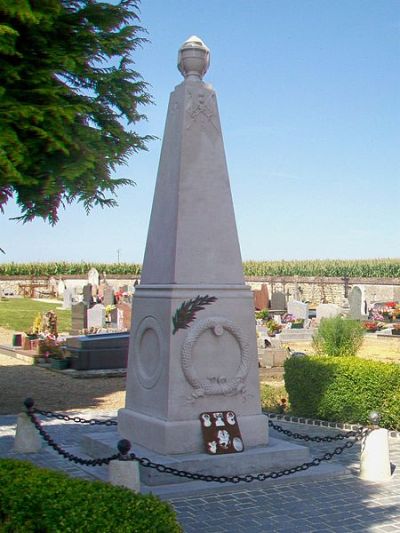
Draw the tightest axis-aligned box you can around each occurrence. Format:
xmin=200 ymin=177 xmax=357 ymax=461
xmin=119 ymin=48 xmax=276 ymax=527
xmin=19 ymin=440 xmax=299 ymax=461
xmin=0 ymin=298 xmax=71 ymax=333
xmin=284 ymin=336 xmax=400 ymax=364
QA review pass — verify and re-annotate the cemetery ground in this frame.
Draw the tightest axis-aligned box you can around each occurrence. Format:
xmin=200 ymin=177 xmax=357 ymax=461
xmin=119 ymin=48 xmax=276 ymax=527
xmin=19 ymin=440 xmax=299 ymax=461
xmin=1 ymin=300 xmax=400 ymax=416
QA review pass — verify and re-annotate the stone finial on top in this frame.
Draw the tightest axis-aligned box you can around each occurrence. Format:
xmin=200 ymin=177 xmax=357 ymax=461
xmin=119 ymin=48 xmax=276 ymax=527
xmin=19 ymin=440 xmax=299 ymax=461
xmin=178 ymin=36 xmax=210 ymax=81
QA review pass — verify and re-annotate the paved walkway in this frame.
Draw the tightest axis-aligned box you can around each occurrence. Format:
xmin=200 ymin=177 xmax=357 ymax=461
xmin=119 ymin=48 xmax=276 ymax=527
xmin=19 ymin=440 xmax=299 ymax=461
xmin=1 ymin=412 xmax=400 ymax=532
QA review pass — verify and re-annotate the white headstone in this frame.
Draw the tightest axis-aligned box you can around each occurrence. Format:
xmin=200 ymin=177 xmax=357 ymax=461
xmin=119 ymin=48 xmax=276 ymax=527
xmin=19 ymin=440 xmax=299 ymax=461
xmin=63 ymin=288 xmax=73 ymax=309
xmin=316 ymin=303 xmax=341 ymax=320
xmin=287 ymin=300 xmax=309 ymax=320
xmin=117 ymin=308 xmax=124 ymax=330
xmin=87 ymin=304 xmax=106 ymax=329
xmin=119 ymin=36 xmax=268 ymax=455
xmin=57 ymin=279 xmax=66 ymax=297
xmin=88 ymin=268 xmax=100 ymax=287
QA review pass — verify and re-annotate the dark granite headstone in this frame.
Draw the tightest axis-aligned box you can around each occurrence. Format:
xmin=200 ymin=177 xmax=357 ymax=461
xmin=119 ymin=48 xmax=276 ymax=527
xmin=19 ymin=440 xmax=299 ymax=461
xmin=82 ymin=283 xmax=92 ymax=307
xmin=103 ymin=286 xmax=115 ymax=306
xmin=71 ymin=302 xmax=88 ymax=335
xmin=271 ymin=291 xmax=287 ymax=311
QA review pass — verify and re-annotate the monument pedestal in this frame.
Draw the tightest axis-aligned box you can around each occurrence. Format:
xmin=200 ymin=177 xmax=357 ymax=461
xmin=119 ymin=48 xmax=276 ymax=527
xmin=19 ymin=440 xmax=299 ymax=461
xmin=82 ymin=429 xmax=310 ymax=487
xmin=118 ymin=409 xmax=269 ymax=455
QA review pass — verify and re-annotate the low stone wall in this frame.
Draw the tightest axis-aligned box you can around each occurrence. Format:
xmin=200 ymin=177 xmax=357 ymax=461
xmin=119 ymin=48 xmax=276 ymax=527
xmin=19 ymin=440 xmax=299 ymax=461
xmin=1 ymin=275 xmax=400 ymax=305
xmin=246 ymin=276 xmax=400 ymax=307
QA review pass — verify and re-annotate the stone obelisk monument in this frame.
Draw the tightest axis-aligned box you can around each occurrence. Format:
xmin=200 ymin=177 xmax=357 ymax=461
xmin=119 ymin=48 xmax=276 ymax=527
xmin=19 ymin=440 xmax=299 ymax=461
xmin=118 ymin=36 xmax=269 ymax=458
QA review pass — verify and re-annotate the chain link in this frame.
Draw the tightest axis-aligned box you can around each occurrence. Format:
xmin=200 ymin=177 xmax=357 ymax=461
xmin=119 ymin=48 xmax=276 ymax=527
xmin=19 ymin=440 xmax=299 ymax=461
xmin=33 ymin=408 xmax=117 ymax=426
xmin=26 ymin=403 xmax=371 ymax=484
xmin=268 ymin=419 xmax=363 ymax=442
xmin=26 ymin=411 xmax=120 ymax=466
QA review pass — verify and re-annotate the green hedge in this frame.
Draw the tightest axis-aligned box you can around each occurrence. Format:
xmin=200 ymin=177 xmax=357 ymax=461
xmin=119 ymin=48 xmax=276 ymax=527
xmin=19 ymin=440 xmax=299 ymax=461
xmin=284 ymin=356 xmax=400 ymax=430
xmin=0 ymin=459 xmax=182 ymax=532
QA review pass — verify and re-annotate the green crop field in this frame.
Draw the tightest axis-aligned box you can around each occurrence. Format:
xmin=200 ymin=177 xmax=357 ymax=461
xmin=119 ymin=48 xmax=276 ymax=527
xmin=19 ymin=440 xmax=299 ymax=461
xmin=2 ymin=259 xmax=400 ymax=278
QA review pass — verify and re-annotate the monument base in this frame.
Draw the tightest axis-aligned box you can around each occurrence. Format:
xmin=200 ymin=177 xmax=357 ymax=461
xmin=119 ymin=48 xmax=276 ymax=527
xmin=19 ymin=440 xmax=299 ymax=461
xmin=118 ymin=408 xmax=269 ymax=455
xmin=82 ymin=430 xmax=310 ymax=487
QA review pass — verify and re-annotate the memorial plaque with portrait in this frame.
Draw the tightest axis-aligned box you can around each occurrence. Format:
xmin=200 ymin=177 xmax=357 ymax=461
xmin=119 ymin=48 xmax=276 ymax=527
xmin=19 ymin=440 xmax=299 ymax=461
xmin=199 ymin=411 xmax=244 ymax=455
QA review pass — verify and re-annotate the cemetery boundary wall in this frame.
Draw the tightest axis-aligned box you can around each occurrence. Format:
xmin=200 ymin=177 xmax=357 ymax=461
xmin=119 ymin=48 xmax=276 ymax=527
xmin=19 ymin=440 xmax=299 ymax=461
xmin=1 ymin=275 xmax=400 ymax=306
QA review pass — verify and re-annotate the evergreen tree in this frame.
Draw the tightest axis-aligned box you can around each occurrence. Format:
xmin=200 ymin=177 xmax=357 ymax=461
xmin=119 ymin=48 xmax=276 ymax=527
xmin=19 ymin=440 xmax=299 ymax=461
xmin=0 ymin=0 xmax=153 ymax=224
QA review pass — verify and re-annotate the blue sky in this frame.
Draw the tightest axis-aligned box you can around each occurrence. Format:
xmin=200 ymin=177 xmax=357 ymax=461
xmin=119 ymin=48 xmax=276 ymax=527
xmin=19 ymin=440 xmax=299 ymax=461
xmin=1 ymin=0 xmax=399 ymax=263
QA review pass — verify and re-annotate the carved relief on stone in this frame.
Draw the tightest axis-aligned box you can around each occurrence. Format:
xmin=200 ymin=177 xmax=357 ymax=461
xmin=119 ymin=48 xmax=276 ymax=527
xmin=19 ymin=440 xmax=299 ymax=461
xmin=181 ymin=316 xmax=251 ymax=399
xmin=185 ymin=89 xmax=219 ymax=132
xmin=133 ymin=316 xmax=164 ymax=389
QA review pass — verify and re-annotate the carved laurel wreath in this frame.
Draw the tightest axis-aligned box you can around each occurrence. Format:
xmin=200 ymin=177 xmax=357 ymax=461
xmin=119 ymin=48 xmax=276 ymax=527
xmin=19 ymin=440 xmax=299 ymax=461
xmin=172 ymin=295 xmax=217 ymax=334
xmin=181 ymin=317 xmax=251 ymax=399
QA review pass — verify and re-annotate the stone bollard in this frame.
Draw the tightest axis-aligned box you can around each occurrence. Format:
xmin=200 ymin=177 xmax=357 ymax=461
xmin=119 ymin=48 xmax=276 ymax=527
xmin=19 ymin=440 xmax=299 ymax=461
xmin=108 ymin=439 xmax=140 ymax=492
xmin=360 ymin=412 xmax=392 ymax=482
xmin=14 ymin=412 xmax=42 ymax=453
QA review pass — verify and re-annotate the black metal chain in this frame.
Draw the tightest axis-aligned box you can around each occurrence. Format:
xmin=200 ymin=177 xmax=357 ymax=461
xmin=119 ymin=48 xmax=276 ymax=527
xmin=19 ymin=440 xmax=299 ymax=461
xmin=26 ymin=409 xmax=121 ymax=466
xmin=127 ymin=426 xmax=370 ymax=484
xmin=23 ymin=398 xmax=372 ymax=484
xmin=33 ymin=408 xmax=117 ymax=426
xmin=268 ymin=420 xmax=362 ymax=442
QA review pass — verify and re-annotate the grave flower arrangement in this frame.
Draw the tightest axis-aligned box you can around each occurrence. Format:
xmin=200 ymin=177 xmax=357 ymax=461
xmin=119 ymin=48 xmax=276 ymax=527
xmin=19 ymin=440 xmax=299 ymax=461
xmin=266 ymin=319 xmax=282 ymax=336
xmin=281 ymin=313 xmax=295 ymax=324
xmin=363 ymin=321 xmax=384 ymax=333
xmin=37 ymin=334 xmax=64 ymax=360
xmin=105 ymin=304 xmax=116 ymax=323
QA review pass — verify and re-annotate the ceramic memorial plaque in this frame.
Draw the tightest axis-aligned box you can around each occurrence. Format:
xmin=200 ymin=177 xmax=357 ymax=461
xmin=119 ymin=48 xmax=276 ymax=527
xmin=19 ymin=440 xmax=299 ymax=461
xmin=200 ymin=411 xmax=244 ymax=455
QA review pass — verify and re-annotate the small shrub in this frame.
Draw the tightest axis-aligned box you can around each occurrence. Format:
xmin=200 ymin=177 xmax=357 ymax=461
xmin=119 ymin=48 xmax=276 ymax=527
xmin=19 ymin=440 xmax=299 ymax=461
xmin=284 ymin=356 xmax=400 ymax=429
xmin=312 ymin=316 xmax=364 ymax=357
xmin=260 ymin=384 xmax=289 ymax=413
xmin=0 ymin=459 xmax=182 ymax=532
xmin=255 ymin=308 xmax=270 ymax=320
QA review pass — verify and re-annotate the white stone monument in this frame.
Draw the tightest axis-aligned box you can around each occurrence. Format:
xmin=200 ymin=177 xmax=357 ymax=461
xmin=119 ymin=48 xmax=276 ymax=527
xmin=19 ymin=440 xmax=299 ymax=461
xmin=88 ymin=267 xmax=100 ymax=287
xmin=117 ymin=36 xmax=309 ymax=482
xmin=287 ymin=300 xmax=309 ymax=320
xmin=87 ymin=303 xmax=105 ymax=329
xmin=316 ymin=303 xmax=342 ymax=321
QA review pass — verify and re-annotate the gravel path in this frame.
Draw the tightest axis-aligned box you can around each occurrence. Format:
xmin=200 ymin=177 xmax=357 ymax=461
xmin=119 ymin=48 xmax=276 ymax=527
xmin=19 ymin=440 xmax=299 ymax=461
xmin=0 ymin=326 xmax=126 ymax=414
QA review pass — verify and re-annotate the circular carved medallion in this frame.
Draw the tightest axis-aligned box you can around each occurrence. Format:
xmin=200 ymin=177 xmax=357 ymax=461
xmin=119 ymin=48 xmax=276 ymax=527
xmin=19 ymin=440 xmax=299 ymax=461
xmin=133 ymin=316 xmax=163 ymax=389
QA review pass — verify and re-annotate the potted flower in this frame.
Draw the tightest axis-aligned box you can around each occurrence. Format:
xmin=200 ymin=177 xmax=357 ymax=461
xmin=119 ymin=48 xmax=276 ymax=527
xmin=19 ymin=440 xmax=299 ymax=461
xmin=291 ymin=319 xmax=305 ymax=329
xmin=266 ymin=319 xmax=282 ymax=337
xmin=38 ymin=335 xmax=69 ymax=369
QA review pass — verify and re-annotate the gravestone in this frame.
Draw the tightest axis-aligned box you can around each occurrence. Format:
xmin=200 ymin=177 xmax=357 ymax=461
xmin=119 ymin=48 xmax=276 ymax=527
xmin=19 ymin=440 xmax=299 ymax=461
xmin=253 ymin=284 xmax=269 ymax=311
xmin=116 ymin=302 xmax=132 ymax=330
xmin=82 ymin=283 xmax=93 ymax=307
xmin=87 ymin=304 xmax=106 ymax=329
xmin=116 ymin=37 xmax=309 ymax=480
xmin=88 ymin=268 xmax=100 ymax=287
xmin=316 ymin=303 xmax=341 ymax=320
xmin=103 ymin=286 xmax=115 ymax=306
xmin=71 ymin=302 xmax=88 ymax=334
xmin=109 ymin=307 xmax=118 ymax=327
xmin=271 ymin=291 xmax=286 ymax=311
xmin=348 ymin=286 xmax=363 ymax=320
xmin=287 ymin=300 xmax=309 ymax=320
xmin=63 ymin=288 xmax=73 ymax=310
xmin=57 ymin=279 xmax=66 ymax=298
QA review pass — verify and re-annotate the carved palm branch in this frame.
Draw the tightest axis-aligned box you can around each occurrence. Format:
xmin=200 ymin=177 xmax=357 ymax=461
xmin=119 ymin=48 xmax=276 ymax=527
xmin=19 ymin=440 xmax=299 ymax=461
xmin=172 ymin=295 xmax=217 ymax=334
